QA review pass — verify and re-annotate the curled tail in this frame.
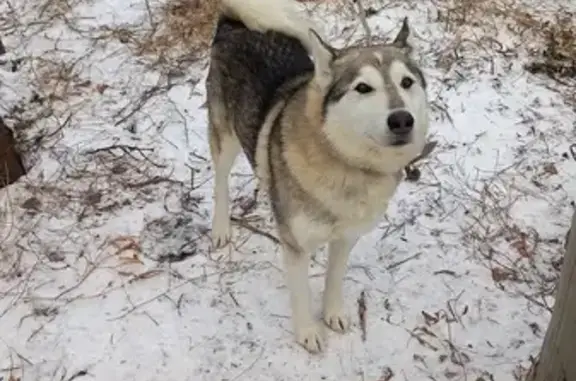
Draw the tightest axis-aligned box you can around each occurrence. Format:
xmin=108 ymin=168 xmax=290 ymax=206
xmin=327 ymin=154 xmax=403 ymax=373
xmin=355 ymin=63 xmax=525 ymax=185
xmin=220 ymin=0 xmax=323 ymax=53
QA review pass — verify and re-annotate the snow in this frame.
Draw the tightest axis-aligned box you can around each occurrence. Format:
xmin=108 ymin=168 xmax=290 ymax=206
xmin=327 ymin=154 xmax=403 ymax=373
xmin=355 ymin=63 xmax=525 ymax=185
xmin=1 ymin=0 xmax=575 ymax=380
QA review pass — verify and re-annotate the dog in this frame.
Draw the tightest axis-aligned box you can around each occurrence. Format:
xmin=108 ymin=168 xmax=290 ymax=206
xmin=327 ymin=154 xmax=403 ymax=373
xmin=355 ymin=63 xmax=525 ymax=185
xmin=205 ymin=0 xmax=430 ymax=353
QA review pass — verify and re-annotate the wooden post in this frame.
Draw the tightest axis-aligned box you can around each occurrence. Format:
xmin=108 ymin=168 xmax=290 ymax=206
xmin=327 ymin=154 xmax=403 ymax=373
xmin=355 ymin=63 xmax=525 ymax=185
xmin=529 ymin=209 xmax=576 ymax=381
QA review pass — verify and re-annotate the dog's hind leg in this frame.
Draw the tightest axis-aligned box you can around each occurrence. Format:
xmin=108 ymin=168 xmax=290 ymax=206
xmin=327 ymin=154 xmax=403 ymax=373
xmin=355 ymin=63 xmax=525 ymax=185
xmin=208 ymin=116 xmax=241 ymax=249
xmin=322 ymin=235 xmax=358 ymax=333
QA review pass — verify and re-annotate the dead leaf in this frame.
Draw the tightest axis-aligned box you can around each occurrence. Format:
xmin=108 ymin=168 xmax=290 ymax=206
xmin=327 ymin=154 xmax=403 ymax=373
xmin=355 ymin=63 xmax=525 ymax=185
xmin=96 ymin=83 xmax=109 ymax=94
xmin=544 ymin=163 xmax=558 ymax=175
xmin=107 ymin=236 xmax=144 ymax=267
xmin=511 ymin=232 xmax=532 ymax=258
xmin=404 ymin=165 xmax=421 ymax=182
xmin=110 ymin=235 xmax=142 ymax=254
xmin=378 ymin=366 xmax=395 ymax=381
xmin=450 ymin=349 xmax=471 ymax=366
xmin=444 ymin=369 xmax=459 ymax=379
xmin=236 ymin=195 xmax=257 ymax=216
xmin=419 ymin=326 xmax=438 ymax=338
xmin=77 ymin=79 xmax=92 ymax=87
xmin=422 ymin=310 xmax=439 ymax=325
xmin=131 ymin=269 xmax=164 ymax=282
xmin=491 ymin=267 xmax=516 ymax=282
xmin=118 ymin=252 xmax=143 ymax=265
xmin=21 ymin=197 xmax=42 ymax=211
xmin=543 ymin=162 xmax=558 ymax=175
xmin=413 ymin=354 xmax=427 ymax=365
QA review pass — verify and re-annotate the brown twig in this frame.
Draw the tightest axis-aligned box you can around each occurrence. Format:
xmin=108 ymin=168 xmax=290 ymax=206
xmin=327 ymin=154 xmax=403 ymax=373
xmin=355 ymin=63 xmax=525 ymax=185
xmin=230 ymin=216 xmax=280 ymax=244
xmin=357 ymin=290 xmax=367 ymax=342
xmin=386 ymin=252 xmax=422 ymax=271
xmin=351 ymin=0 xmax=372 ymax=44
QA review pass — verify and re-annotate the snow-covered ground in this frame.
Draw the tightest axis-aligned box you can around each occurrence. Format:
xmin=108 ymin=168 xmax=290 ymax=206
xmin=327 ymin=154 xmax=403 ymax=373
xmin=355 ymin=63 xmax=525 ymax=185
xmin=1 ymin=0 xmax=575 ymax=380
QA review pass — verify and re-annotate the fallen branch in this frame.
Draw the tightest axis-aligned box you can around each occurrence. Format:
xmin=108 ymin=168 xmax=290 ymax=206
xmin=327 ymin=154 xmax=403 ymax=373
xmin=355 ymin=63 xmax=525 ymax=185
xmin=83 ymin=144 xmax=154 ymax=155
xmin=352 ymin=0 xmax=372 ymax=44
xmin=386 ymin=252 xmax=422 ymax=270
xmin=357 ymin=290 xmax=367 ymax=341
xmin=230 ymin=216 xmax=280 ymax=244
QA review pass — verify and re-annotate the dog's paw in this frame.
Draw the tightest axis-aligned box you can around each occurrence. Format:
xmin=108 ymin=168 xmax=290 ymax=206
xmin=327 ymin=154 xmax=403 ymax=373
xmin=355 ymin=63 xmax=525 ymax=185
xmin=323 ymin=307 xmax=351 ymax=333
xmin=211 ymin=219 xmax=231 ymax=249
xmin=295 ymin=322 xmax=325 ymax=353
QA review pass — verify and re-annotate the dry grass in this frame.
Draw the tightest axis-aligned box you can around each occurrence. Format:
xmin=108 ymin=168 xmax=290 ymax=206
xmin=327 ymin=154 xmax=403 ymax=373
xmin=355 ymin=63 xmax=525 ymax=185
xmin=317 ymin=0 xmax=575 ymax=89
xmin=434 ymin=0 xmax=539 ymax=31
xmin=89 ymin=0 xmax=220 ymax=70
xmin=428 ymin=0 xmax=576 ymax=116
xmin=134 ymin=0 xmax=220 ymax=64
xmin=523 ymin=15 xmax=576 ymax=80
xmin=433 ymin=0 xmax=575 ymax=78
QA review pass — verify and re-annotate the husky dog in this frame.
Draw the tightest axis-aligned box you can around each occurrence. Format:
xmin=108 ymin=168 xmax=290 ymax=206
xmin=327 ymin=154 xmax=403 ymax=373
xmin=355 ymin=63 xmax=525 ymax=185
xmin=206 ymin=0 xmax=430 ymax=353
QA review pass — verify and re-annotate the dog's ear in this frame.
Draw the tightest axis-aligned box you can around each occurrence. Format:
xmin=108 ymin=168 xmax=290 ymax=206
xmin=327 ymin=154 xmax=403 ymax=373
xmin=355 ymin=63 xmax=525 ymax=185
xmin=392 ymin=17 xmax=413 ymax=54
xmin=308 ymin=28 xmax=335 ymax=89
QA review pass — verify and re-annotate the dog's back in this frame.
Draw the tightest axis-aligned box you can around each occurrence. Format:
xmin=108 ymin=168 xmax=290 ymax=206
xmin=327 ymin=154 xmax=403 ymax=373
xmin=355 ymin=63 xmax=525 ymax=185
xmin=207 ymin=11 xmax=314 ymax=167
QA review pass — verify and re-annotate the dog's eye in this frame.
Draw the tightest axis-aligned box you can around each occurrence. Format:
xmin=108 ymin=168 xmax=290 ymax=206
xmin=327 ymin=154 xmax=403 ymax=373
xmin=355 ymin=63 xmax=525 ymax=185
xmin=400 ymin=77 xmax=414 ymax=89
xmin=354 ymin=83 xmax=374 ymax=94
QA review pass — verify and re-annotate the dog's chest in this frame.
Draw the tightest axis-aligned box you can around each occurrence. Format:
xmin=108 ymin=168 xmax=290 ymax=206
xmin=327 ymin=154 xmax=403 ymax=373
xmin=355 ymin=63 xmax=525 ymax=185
xmin=334 ymin=176 xmax=398 ymax=231
xmin=290 ymin=175 xmax=400 ymax=248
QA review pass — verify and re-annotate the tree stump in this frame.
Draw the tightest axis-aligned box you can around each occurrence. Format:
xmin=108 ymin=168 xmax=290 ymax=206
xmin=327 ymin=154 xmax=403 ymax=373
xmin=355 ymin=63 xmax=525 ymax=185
xmin=0 ymin=117 xmax=26 ymax=188
xmin=528 ymin=209 xmax=576 ymax=381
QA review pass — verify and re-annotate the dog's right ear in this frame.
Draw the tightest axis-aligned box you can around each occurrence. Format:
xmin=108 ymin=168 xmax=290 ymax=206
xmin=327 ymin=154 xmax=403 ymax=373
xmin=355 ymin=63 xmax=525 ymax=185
xmin=308 ymin=28 xmax=335 ymax=89
xmin=392 ymin=17 xmax=413 ymax=54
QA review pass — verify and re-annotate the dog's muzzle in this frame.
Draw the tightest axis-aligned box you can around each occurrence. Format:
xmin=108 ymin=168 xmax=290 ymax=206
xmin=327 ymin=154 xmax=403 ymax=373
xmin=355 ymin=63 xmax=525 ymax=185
xmin=387 ymin=110 xmax=414 ymax=146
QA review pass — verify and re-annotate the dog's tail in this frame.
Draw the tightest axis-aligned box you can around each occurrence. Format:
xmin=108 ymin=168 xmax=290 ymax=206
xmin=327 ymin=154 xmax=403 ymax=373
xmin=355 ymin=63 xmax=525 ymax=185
xmin=220 ymin=0 xmax=322 ymax=53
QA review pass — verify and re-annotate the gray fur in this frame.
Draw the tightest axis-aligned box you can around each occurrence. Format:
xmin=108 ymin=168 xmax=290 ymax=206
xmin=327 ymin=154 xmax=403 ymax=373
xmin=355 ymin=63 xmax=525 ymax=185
xmin=206 ymin=0 xmax=430 ymax=353
xmin=206 ymin=16 xmax=314 ymax=167
xmin=322 ymin=45 xmax=427 ymax=116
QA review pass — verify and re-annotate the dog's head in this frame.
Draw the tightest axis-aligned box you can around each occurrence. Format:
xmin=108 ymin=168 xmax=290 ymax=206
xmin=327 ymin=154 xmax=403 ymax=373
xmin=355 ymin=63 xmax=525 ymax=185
xmin=309 ymin=19 xmax=429 ymax=173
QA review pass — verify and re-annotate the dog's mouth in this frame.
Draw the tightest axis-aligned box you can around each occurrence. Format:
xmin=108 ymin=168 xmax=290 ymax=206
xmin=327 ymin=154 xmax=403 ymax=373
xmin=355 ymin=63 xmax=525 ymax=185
xmin=390 ymin=137 xmax=411 ymax=146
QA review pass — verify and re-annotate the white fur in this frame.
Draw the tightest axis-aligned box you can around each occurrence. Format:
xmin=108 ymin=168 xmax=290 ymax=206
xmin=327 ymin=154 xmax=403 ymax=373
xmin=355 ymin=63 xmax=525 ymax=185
xmin=282 ymin=245 xmax=325 ymax=352
xmin=282 ymin=171 xmax=397 ymax=352
xmin=322 ymin=236 xmax=359 ymax=333
xmin=284 ymin=187 xmax=392 ymax=352
xmin=281 ymin=234 xmax=359 ymax=353
xmin=221 ymin=0 xmax=325 ymax=54
xmin=389 ymin=59 xmax=429 ymax=149
xmin=211 ymin=135 xmax=241 ymax=248
xmin=323 ymin=61 xmax=430 ymax=174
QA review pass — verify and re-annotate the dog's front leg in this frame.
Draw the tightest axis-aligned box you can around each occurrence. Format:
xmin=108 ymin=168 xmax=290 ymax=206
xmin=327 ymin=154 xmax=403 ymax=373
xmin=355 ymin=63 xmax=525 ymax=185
xmin=282 ymin=244 xmax=325 ymax=353
xmin=322 ymin=235 xmax=359 ymax=333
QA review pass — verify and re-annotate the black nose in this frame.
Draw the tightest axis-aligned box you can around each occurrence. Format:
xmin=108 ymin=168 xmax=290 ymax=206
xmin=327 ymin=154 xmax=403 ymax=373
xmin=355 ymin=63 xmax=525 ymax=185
xmin=387 ymin=110 xmax=414 ymax=135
